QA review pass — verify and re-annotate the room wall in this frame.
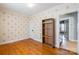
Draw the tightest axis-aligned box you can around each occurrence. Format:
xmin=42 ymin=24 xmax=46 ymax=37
xmin=0 ymin=3 xmax=79 ymax=54
xmin=69 ymin=14 xmax=77 ymax=41
xmin=0 ymin=9 xmax=29 ymax=44
xmin=29 ymin=3 xmax=79 ymax=49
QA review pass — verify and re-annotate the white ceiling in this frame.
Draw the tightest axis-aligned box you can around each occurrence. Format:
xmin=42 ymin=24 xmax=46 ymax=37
xmin=0 ymin=3 xmax=61 ymax=16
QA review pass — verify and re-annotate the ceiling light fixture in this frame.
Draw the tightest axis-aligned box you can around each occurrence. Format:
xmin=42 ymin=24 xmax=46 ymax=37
xmin=27 ymin=3 xmax=35 ymax=7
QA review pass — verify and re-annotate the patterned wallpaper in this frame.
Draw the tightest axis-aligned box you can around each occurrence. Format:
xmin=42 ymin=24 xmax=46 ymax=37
xmin=0 ymin=9 xmax=29 ymax=44
xmin=29 ymin=3 xmax=79 ymax=47
xmin=0 ymin=3 xmax=79 ymax=46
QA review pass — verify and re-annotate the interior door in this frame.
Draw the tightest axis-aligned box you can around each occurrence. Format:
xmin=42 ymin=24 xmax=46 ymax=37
xmin=42 ymin=18 xmax=55 ymax=47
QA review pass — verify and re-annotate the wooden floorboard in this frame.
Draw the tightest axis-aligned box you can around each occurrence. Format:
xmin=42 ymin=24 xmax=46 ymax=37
xmin=0 ymin=39 xmax=77 ymax=55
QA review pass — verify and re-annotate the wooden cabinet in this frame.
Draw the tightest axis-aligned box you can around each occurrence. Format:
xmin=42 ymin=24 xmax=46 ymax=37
xmin=42 ymin=18 xmax=55 ymax=47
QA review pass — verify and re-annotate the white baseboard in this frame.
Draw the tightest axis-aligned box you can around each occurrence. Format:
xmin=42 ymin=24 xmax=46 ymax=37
xmin=31 ymin=38 xmax=42 ymax=43
xmin=0 ymin=38 xmax=28 ymax=45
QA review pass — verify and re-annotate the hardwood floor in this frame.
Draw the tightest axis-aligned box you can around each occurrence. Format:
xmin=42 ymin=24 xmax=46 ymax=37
xmin=0 ymin=39 xmax=77 ymax=55
xmin=61 ymin=40 xmax=77 ymax=53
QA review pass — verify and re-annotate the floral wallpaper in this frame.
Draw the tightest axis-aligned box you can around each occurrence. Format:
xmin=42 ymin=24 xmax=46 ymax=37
xmin=29 ymin=3 xmax=79 ymax=47
xmin=0 ymin=3 xmax=79 ymax=46
xmin=0 ymin=9 xmax=29 ymax=44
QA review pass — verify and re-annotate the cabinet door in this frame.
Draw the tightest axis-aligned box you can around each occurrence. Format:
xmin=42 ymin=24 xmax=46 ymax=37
xmin=42 ymin=18 xmax=55 ymax=47
xmin=47 ymin=23 xmax=53 ymax=45
xmin=47 ymin=37 xmax=53 ymax=45
xmin=44 ymin=24 xmax=48 ymax=36
xmin=44 ymin=36 xmax=48 ymax=44
xmin=47 ymin=23 xmax=53 ymax=37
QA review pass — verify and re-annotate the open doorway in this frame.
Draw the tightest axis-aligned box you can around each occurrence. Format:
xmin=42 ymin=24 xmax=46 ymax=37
xmin=59 ymin=12 xmax=78 ymax=53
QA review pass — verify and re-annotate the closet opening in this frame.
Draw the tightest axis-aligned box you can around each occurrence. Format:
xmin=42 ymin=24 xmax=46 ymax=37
xmin=42 ymin=18 xmax=55 ymax=48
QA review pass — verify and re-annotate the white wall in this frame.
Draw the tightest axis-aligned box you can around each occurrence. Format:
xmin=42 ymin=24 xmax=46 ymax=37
xmin=0 ymin=3 xmax=79 ymax=54
xmin=69 ymin=17 xmax=76 ymax=41
xmin=77 ymin=11 xmax=79 ymax=54
xmin=29 ymin=4 xmax=79 ymax=53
